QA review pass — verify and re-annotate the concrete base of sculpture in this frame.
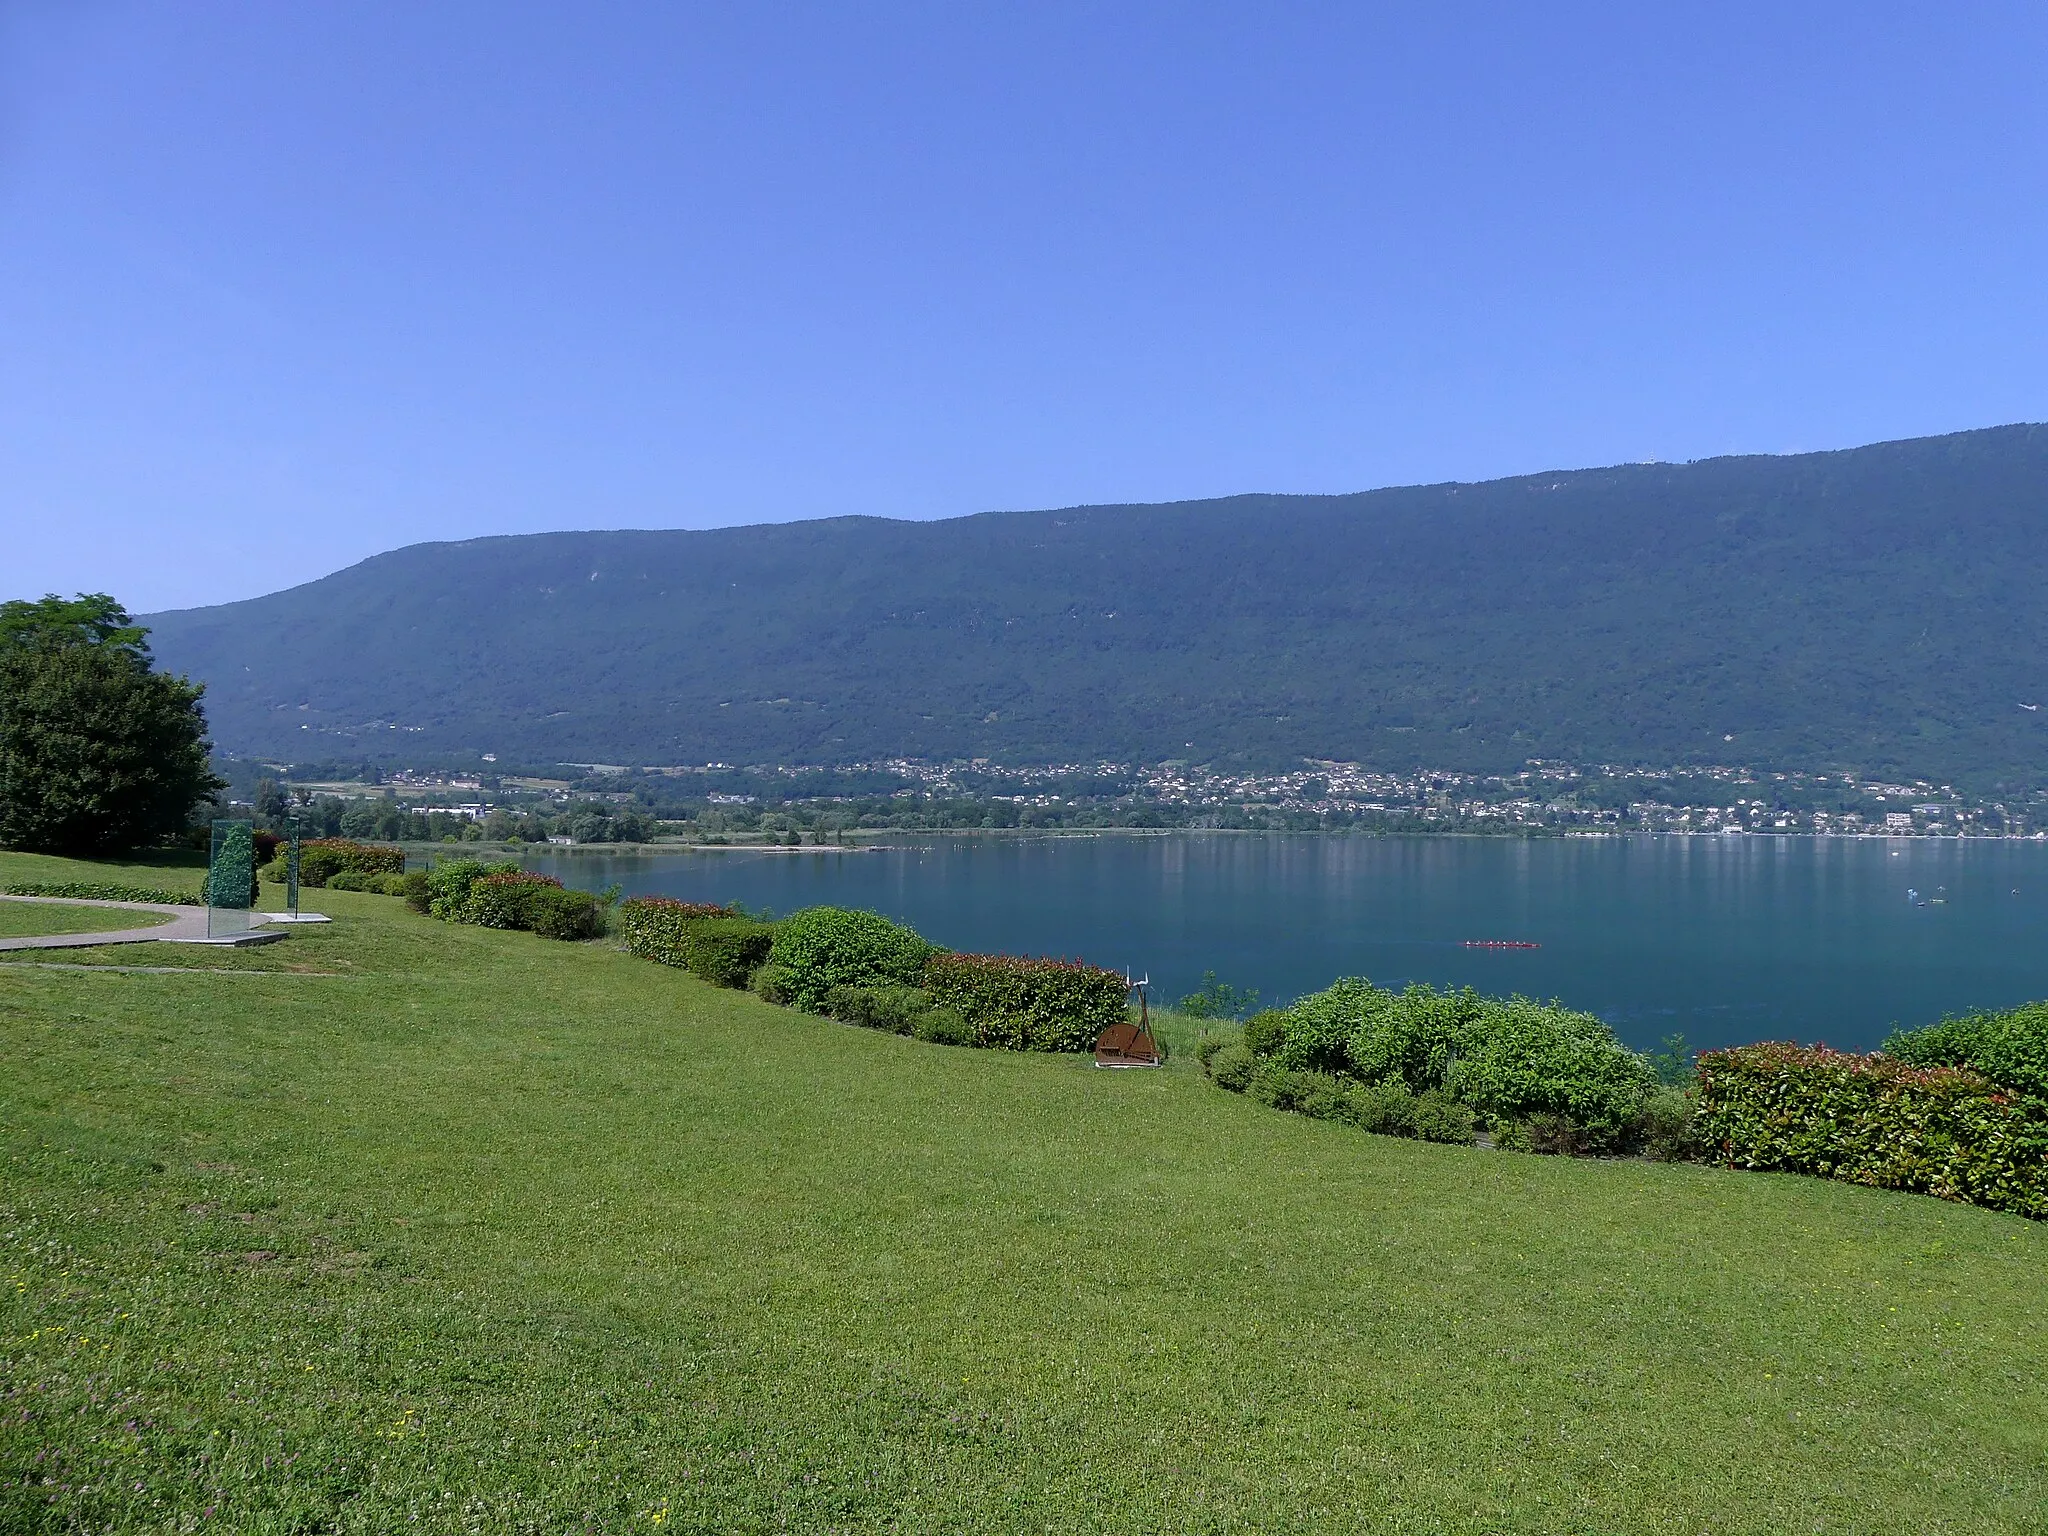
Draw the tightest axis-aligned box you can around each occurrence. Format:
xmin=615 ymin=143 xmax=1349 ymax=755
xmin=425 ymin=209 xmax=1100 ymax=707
xmin=166 ymin=927 xmax=287 ymax=947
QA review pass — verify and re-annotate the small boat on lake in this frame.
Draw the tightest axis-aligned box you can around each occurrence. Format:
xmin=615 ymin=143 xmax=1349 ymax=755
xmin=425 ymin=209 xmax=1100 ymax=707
xmin=1463 ymin=939 xmax=1540 ymax=949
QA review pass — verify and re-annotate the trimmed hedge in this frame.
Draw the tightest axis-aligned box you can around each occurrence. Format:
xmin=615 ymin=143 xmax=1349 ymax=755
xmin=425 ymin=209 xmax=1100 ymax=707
xmin=678 ymin=917 xmax=779 ymax=987
xmin=1696 ymin=1043 xmax=2048 ymax=1219
xmin=3 ymin=879 xmax=200 ymax=906
xmin=526 ymin=885 xmax=605 ymax=941
xmin=618 ymin=898 xmax=738 ymax=966
xmin=617 ymin=899 xmax=772 ymax=986
xmin=767 ymin=907 xmax=935 ymax=1012
xmin=467 ymin=871 xmax=567 ymax=930
xmin=1885 ymin=1003 xmax=2048 ymax=1109
xmin=921 ymin=952 xmax=1128 ymax=1053
xmin=424 ymin=860 xmax=521 ymax=920
xmin=328 ymin=871 xmax=408 ymax=895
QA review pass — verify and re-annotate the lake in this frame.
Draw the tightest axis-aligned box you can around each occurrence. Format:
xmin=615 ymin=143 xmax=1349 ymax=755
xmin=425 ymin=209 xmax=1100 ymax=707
xmin=525 ymin=833 xmax=2048 ymax=1053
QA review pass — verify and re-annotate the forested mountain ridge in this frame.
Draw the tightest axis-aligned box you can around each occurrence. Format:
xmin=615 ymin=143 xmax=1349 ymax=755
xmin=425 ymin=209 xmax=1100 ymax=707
xmin=144 ymin=425 xmax=2048 ymax=787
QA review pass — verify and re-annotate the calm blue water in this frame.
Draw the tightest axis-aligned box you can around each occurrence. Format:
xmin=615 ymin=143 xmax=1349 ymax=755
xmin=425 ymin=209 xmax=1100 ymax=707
xmin=525 ymin=834 xmax=2048 ymax=1053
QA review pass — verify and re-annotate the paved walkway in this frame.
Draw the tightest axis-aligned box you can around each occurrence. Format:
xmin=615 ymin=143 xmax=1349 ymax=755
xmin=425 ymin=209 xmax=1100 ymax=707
xmin=0 ymin=893 xmax=216 ymax=951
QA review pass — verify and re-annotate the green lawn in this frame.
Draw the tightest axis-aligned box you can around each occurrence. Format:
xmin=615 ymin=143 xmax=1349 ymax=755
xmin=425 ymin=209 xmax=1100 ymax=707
xmin=2 ymin=849 xmax=2044 ymax=1534
xmin=0 ymin=900 xmax=177 ymax=939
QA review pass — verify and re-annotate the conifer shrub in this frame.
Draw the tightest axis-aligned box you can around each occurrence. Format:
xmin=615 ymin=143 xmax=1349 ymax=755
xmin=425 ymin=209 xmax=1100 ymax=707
xmin=1696 ymin=1043 xmax=2048 ymax=1219
xmin=767 ymin=907 xmax=935 ymax=1012
xmin=921 ymin=953 xmax=1127 ymax=1053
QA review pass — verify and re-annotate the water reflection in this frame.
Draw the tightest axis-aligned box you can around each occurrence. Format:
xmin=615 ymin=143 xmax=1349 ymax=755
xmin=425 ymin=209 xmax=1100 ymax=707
xmin=524 ymin=834 xmax=2048 ymax=1053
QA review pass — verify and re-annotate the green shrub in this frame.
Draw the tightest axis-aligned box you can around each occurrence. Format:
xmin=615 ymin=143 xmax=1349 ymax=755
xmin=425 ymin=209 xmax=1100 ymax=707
xmin=1446 ymin=996 xmax=1655 ymax=1146
xmin=1885 ymin=1003 xmax=2048 ymax=1109
xmin=465 ymin=871 xmax=564 ymax=930
xmin=1521 ymin=1112 xmax=1588 ymax=1156
xmin=526 ymin=886 xmax=604 ymax=941
xmin=1208 ymin=1043 xmax=1255 ymax=1093
xmin=298 ymin=838 xmax=404 ymax=888
xmin=1278 ymin=978 xmax=1653 ymax=1148
xmin=2 ymin=879 xmax=200 ymax=906
xmin=1289 ymin=1071 xmax=1351 ymax=1122
xmin=922 ymin=952 xmax=1127 ymax=1053
xmin=751 ymin=963 xmax=795 ymax=1005
xmin=767 ymin=907 xmax=935 ymax=1012
xmin=1246 ymin=1060 xmax=1294 ymax=1109
xmin=1241 ymin=1009 xmax=1290 ymax=1058
xmin=618 ymin=898 xmax=738 ymax=967
xmin=1490 ymin=1117 xmax=1536 ymax=1153
xmin=1410 ymin=1091 xmax=1477 ymax=1145
xmin=1638 ymin=1088 xmax=1700 ymax=1162
xmin=1696 ymin=1043 xmax=2048 ymax=1219
xmin=400 ymin=870 xmax=432 ymax=912
xmin=1196 ymin=1029 xmax=1242 ymax=1074
xmin=678 ymin=917 xmax=779 ymax=987
xmin=330 ymin=870 xmax=409 ymax=896
xmin=824 ymin=985 xmax=932 ymax=1033
xmin=1275 ymin=980 xmax=1384 ymax=1073
xmin=420 ymin=859 xmax=518 ymax=920
xmin=1346 ymin=1080 xmax=1417 ymax=1137
xmin=911 ymin=1006 xmax=973 ymax=1046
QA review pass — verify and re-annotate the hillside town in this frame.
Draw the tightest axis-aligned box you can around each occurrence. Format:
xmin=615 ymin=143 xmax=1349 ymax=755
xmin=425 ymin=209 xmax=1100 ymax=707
xmin=229 ymin=755 xmax=2047 ymax=842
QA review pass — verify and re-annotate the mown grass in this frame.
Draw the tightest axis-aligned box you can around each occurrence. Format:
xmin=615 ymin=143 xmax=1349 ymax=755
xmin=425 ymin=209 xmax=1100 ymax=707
xmin=2 ymin=849 xmax=2045 ymax=1534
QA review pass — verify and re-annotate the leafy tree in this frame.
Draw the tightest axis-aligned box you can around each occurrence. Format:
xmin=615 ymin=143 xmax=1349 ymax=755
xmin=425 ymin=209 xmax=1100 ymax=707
xmin=254 ymin=776 xmax=291 ymax=823
xmin=0 ymin=592 xmax=151 ymax=659
xmin=1176 ymin=970 xmax=1261 ymax=1020
xmin=0 ymin=593 xmax=223 ymax=855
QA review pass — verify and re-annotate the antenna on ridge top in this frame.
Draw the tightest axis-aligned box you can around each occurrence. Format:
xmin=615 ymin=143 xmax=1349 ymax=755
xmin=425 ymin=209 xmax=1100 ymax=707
xmin=1094 ymin=969 xmax=1162 ymax=1069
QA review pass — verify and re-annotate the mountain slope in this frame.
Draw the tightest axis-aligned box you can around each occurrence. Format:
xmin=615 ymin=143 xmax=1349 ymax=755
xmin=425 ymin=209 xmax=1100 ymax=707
xmin=144 ymin=424 xmax=2048 ymax=785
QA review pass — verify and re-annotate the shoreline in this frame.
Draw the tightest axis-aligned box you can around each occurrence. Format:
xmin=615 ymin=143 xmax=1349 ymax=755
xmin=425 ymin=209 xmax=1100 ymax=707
xmin=404 ymin=826 xmax=2048 ymax=857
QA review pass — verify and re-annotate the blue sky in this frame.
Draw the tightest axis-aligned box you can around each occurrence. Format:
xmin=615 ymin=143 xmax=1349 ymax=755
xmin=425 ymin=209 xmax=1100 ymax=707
xmin=4 ymin=2 xmax=2046 ymax=611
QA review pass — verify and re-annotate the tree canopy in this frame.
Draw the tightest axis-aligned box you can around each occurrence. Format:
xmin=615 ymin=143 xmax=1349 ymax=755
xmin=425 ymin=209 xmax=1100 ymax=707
xmin=0 ymin=593 xmax=222 ymax=855
xmin=0 ymin=592 xmax=152 ymax=660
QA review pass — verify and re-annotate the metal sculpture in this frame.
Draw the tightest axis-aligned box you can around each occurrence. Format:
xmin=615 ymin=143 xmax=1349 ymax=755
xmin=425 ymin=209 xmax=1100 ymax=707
xmin=1094 ymin=972 xmax=1163 ymax=1068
